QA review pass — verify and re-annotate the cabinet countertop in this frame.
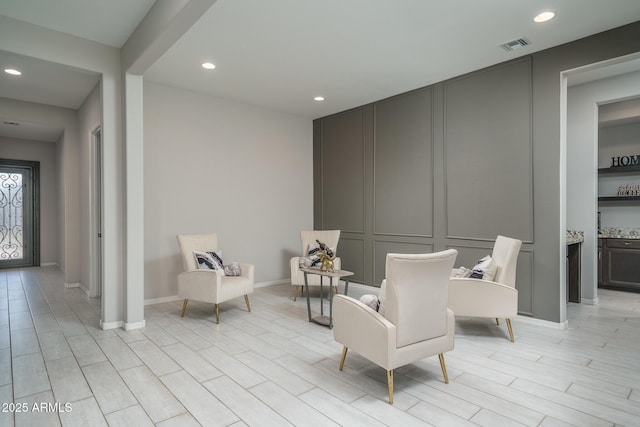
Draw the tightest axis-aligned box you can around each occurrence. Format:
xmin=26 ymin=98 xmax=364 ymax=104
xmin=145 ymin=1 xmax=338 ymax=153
xmin=567 ymin=230 xmax=584 ymax=245
xmin=599 ymin=227 xmax=640 ymax=240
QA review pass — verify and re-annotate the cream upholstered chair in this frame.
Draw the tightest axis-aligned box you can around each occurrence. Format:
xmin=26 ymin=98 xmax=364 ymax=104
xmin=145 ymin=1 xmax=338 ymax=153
xmin=289 ymin=230 xmax=341 ymax=301
xmin=333 ymin=249 xmax=458 ymax=404
xmin=176 ymin=233 xmax=254 ymax=324
xmin=448 ymin=235 xmax=522 ymax=342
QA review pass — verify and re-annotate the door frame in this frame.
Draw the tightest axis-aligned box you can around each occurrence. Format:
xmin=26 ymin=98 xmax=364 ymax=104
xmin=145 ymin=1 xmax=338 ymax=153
xmin=0 ymin=158 xmax=40 ymax=268
xmin=90 ymin=127 xmax=103 ymax=297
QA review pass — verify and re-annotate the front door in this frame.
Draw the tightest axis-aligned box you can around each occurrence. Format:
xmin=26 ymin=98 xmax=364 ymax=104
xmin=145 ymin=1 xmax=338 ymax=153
xmin=0 ymin=159 xmax=39 ymax=269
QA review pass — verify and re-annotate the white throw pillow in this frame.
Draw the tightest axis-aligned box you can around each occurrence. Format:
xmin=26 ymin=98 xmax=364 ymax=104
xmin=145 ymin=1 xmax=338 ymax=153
xmin=469 ymin=255 xmax=497 ymax=281
xmin=224 ymin=262 xmax=241 ymax=276
xmin=360 ymin=294 xmax=380 ymax=311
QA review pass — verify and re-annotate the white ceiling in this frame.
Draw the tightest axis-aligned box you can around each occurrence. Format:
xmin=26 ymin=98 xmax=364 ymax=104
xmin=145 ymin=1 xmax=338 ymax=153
xmin=1 ymin=0 xmax=640 ymax=142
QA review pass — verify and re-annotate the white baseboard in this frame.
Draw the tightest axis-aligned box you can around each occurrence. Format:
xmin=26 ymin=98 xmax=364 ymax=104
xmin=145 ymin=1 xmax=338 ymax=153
xmin=581 ymin=297 xmax=599 ymax=305
xmin=255 ymin=279 xmax=289 ymax=288
xmin=516 ymin=314 xmax=568 ymax=330
xmin=100 ymin=319 xmax=123 ymax=330
xmin=124 ymin=320 xmax=146 ymax=331
xmin=144 ymin=295 xmax=181 ymax=305
xmin=64 ymin=282 xmax=80 ymax=289
xmin=40 ymin=262 xmax=57 ymax=267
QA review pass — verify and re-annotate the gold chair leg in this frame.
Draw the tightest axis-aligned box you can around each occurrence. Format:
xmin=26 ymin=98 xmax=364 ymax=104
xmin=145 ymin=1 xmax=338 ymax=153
xmin=339 ymin=346 xmax=348 ymax=371
xmin=387 ymin=370 xmax=394 ymax=404
xmin=244 ymin=295 xmax=251 ymax=312
xmin=215 ymin=304 xmax=220 ymax=324
xmin=495 ymin=318 xmax=500 ymax=325
xmin=438 ymin=353 xmax=449 ymax=384
xmin=506 ymin=318 xmax=514 ymax=342
xmin=181 ymin=299 xmax=188 ymax=317
xmin=293 ymin=285 xmax=299 ymax=302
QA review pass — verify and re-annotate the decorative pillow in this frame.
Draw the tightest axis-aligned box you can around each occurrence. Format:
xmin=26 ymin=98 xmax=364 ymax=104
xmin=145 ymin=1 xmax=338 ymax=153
xmin=193 ymin=250 xmax=225 ymax=275
xmin=360 ymin=294 xmax=380 ymax=312
xmin=307 ymin=242 xmax=322 ymax=267
xmin=469 ymin=255 xmax=497 ymax=281
xmin=224 ymin=262 xmax=241 ymax=276
xmin=454 ymin=267 xmax=473 ymax=278
xmin=299 ymin=257 xmax=313 ymax=268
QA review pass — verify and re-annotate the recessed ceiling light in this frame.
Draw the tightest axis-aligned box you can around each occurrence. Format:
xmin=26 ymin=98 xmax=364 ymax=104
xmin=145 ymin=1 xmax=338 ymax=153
xmin=4 ymin=68 xmax=22 ymax=76
xmin=202 ymin=62 xmax=216 ymax=70
xmin=314 ymin=96 xmax=325 ymax=101
xmin=533 ymin=11 xmax=555 ymax=23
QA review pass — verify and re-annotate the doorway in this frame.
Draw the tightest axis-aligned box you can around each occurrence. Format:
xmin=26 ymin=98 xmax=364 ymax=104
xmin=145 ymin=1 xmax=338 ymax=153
xmin=0 ymin=159 xmax=40 ymax=269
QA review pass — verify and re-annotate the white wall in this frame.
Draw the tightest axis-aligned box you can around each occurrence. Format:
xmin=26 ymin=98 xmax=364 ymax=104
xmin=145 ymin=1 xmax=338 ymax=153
xmin=567 ymin=70 xmax=640 ymax=303
xmin=0 ymin=136 xmax=58 ymax=264
xmin=143 ymin=82 xmax=313 ymax=300
xmin=78 ymin=83 xmax=102 ymax=292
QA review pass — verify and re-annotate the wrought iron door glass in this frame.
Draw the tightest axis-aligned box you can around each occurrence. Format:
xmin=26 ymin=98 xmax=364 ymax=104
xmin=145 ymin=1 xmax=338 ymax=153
xmin=0 ymin=171 xmax=23 ymax=260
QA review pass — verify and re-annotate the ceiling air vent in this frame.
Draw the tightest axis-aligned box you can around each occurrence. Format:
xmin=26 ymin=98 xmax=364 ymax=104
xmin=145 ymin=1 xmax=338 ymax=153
xmin=500 ymin=38 xmax=530 ymax=52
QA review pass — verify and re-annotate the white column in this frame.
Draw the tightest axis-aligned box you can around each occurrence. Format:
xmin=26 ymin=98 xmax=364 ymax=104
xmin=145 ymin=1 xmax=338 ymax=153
xmin=124 ymin=73 xmax=146 ymax=330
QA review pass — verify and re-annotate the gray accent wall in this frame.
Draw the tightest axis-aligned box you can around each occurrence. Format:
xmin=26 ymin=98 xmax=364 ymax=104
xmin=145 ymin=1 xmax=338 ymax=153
xmin=314 ymin=22 xmax=640 ymax=322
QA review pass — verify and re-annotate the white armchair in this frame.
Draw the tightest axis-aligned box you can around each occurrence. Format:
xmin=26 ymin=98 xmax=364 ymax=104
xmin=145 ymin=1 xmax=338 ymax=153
xmin=448 ymin=235 xmax=522 ymax=342
xmin=176 ymin=233 xmax=254 ymax=324
xmin=289 ymin=230 xmax=341 ymax=301
xmin=333 ymin=249 xmax=458 ymax=404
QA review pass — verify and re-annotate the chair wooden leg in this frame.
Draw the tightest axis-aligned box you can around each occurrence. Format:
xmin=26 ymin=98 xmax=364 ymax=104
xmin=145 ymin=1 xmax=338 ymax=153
xmin=293 ymin=285 xmax=299 ymax=302
xmin=215 ymin=304 xmax=220 ymax=324
xmin=387 ymin=370 xmax=394 ymax=404
xmin=438 ymin=353 xmax=449 ymax=384
xmin=506 ymin=318 xmax=514 ymax=342
xmin=180 ymin=299 xmax=188 ymax=317
xmin=339 ymin=346 xmax=348 ymax=371
xmin=244 ymin=295 xmax=251 ymax=312
xmin=495 ymin=318 xmax=500 ymax=325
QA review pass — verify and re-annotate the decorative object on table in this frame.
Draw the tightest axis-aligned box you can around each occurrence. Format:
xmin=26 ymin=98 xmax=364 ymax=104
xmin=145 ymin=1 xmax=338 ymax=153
xmin=333 ymin=250 xmax=458 ymax=404
xmin=176 ymin=233 xmax=254 ymax=324
xmin=448 ymin=235 xmax=522 ymax=342
xmin=316 ymin=239 xmax=337 ymax=272
xmin=290 ymin=230 xmax=341 ymax=301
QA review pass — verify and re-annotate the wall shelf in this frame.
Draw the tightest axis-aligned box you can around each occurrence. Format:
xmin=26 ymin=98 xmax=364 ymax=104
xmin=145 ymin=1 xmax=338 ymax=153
xmin=598 ymin=196 xmax=640 ymax=202
xmin=598 ymin=165 xmax=640 ymax=175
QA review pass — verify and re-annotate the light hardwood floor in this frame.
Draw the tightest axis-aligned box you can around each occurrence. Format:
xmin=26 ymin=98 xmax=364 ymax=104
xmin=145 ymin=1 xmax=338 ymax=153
xmin=1 ymin=266 xmax=639 ymax=426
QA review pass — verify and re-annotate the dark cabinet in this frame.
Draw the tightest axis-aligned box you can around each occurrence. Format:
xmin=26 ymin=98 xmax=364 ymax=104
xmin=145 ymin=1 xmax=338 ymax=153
xmin=597 ymin=238 xmax=604 ymax=286
xmin=599 ymin=238 xmax=640 ymax=292
xmin=567 ymin=243 xmax=581 ymax=303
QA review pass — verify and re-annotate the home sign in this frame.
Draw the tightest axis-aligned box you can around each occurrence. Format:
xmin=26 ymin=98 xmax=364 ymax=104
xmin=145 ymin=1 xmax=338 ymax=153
xmin=611 ymin=155 xmax=640 ymax=167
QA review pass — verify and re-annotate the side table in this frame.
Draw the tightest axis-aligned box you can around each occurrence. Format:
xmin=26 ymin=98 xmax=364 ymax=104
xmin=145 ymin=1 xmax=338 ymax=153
xmin=300 ymin=268 xmax=354 ymax=328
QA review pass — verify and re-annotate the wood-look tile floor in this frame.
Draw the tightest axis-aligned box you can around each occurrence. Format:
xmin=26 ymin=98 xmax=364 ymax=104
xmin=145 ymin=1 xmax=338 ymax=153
xmin=1 ymin=266 xmax=639 ymax=426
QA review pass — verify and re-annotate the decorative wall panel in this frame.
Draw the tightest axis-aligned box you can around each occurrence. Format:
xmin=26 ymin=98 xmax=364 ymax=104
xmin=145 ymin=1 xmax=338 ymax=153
xmin=374 ymin=88 xmax=433 ymax=236
xmin=320 ymin=109 xmax=365 ymax=232
xmin=338 ymin=237 xmax=365 ymax=283
xmin=444 ymin=58 xmax=533 ymax=242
